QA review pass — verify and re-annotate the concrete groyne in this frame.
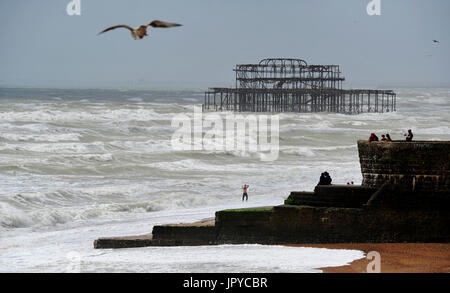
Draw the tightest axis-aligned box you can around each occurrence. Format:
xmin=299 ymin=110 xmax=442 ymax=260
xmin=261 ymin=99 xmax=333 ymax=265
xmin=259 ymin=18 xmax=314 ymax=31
xmin=94 ymin=141 xmax=450 ymax=249
xmin=358 ymin=141 xmax=450 ymax=193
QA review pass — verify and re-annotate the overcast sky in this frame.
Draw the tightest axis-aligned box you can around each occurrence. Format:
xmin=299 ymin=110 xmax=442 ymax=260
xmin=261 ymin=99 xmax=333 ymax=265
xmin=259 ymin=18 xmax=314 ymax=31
xmin=0 ymin=0 xmax=448 ymax=89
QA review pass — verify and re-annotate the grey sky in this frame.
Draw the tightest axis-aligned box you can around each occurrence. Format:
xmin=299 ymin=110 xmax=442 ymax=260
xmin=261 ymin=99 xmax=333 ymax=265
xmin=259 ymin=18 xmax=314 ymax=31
xmin=0 ymin=0 xmax=448 ymax=89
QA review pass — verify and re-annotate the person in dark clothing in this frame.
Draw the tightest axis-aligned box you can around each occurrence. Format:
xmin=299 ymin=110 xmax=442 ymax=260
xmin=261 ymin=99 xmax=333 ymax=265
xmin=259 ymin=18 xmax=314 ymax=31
xmin=318 ymin=173 xmax=326 ymax=185
xmin=381 ymin=135 xmax=387 ymax=142
xmin=368 ymin=133 xmax=379 ymax=142
xmin=318 ymin=172 xmax=332 ymax=186
xmin=386 ymin=134 xmax=392 ymax=142
xmin=405 ymin=129 xmax=413 ymax=142
xmin=323 ymin=172 xmax=332 ymax=185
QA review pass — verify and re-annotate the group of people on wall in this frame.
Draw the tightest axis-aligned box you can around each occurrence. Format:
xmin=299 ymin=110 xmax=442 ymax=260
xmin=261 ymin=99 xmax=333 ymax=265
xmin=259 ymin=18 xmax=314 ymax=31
xmin=316 ymin=129 xmax=415 ymax=188
xmin=244 ymin=130 xmax=416 ymax=200
xmin=369 ymin=129 xmax=413 ymax=142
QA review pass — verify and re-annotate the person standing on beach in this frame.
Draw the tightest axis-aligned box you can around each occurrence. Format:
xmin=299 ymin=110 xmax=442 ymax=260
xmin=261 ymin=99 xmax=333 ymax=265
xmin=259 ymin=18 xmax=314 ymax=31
xmin=242 ymin=184 xmax=249 ymax=201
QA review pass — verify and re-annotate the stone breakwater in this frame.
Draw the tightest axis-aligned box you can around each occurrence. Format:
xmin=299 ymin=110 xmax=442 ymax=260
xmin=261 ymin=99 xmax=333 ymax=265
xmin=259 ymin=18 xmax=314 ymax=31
xmin=94 ymin=141 xmax=450 ymax=249
xmin=358 ymin=141 xmax=450 ymax=193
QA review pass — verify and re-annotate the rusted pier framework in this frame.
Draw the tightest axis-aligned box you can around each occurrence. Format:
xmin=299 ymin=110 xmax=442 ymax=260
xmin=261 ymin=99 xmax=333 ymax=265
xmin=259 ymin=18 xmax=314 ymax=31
xmin=203 ymin=58 xmax=396 ymax=114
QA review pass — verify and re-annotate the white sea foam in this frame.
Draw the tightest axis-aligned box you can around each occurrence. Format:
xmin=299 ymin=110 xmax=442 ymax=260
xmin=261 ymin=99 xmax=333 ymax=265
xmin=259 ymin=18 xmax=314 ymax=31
xmin=0 ymin=108 xmax=175 ymax=123
xmin=281 ymin=146 xmax=316 ymax=157
xmin=107 ymin=139 xmax=174 ymax=153
xmin=280 ymin=145 xmax=356 ymax=157
xmin=148 ymin=158 xmax=264 ymax=172
xmin=0 ymin=132 xmax=82 ymax=142
xmin=0 ymin=141 xmax=106 ymax=153
xmin=0 ymin=216 xmax=365 ymax=273
xmin=77 ymin=245 xmax=364 ymax=273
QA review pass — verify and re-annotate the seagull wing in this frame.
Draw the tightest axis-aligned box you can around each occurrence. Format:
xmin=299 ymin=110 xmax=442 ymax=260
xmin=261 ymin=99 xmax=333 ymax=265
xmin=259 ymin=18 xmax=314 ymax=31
xmin=98 ymin=25 xmax=134 ymax=35
xmin=147 ymin=20 xmax=182 ymax=28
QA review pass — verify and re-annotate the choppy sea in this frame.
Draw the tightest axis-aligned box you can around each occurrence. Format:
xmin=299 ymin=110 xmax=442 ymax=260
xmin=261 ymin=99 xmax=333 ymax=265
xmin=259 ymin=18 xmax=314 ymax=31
xmin=0 ymin=87 xmax=448 ymax=272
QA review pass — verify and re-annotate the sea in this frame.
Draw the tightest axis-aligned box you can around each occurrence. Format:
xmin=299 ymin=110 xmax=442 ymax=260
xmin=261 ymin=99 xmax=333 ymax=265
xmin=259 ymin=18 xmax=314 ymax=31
xmin=0 ymin=87 xmax=448 ymax=273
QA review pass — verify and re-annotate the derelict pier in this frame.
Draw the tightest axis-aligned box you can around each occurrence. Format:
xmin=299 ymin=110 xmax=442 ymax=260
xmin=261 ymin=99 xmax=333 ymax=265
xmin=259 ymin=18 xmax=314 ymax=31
xmin=203 ymin=58 xmax=396 ymax=114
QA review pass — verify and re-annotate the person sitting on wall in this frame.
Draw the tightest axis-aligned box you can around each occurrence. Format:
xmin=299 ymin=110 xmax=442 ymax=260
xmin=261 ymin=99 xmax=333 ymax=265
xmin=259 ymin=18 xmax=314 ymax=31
xmin=381 ymin=135 xmax=387 ymax=142
xmin=386 ymin=134 xmax=392 ymax=142
xmin=318 ymin=173 xmax=326 ymax=185
xmin=318 ymin=172 xmax=332 ymax=186
xmin=405 ymin=129 xmax=414 ymax=142
xmin=323 ymin=172 xmax=332 ymax=185
xmin=368 ymin=133 xmax=379 ymax=142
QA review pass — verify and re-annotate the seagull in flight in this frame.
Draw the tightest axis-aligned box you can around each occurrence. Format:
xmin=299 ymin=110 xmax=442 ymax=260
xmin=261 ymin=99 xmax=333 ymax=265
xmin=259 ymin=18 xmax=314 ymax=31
xmin=98 ymin=20 xmax=182 ymax=40
xmin=433 ymin=40 xmax=440 ymax=43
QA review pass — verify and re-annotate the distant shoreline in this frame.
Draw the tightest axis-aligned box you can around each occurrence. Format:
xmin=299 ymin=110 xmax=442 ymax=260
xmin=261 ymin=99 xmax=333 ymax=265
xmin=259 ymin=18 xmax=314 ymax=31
xmin=1 ymin=85 xmax=450 ymax=91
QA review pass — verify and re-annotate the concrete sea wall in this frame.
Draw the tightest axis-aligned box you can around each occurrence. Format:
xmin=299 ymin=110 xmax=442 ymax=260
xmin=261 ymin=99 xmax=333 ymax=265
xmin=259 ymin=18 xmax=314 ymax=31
xmin=215 ymin=205 xmax=449 ymax=244
xmin=358 ymin=141 xmax=450 ymax=192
